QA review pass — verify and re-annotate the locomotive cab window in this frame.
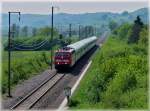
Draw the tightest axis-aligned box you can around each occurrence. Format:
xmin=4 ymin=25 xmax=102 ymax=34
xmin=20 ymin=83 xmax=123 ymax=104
xmin=55 ymin=52 xmax=70 ymax=57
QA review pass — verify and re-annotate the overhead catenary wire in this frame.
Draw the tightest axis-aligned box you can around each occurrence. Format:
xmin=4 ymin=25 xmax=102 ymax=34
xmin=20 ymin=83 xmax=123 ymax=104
xmin=13 ymin=39 xmax=49 ymax=48
xmin=13 ymin=39 xmax=49 ymax=51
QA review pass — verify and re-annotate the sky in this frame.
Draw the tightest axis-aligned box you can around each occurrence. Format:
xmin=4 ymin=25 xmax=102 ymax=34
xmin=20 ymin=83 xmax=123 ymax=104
xmin=2 ymin=1 xmax=148 ymax=14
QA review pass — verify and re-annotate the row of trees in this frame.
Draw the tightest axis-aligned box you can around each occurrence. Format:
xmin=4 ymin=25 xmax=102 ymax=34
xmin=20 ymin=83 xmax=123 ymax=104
xmin=109 ymin=16 xmax=145 ymax=45
xmin=11 ymin=24 xmax=38 ymax=37
xmin=80 ymin=25 xmax=95 ymax=38
xmin=11 ymin=24 xmax=59 ymax=37
xmin=11 ymin=24 xmax=96 ymax=39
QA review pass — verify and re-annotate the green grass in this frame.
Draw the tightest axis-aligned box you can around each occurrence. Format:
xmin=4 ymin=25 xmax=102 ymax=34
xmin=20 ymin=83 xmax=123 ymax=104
xmin=69 ymin=25 xmax=148 ymax=109
xmin=2 ymin=51 xmax=51 ymax=94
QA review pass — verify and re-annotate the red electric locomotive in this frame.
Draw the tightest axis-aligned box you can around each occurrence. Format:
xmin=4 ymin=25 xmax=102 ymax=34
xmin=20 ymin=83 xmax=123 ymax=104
xmin=54 ymin=36 xmax=97 ymax=69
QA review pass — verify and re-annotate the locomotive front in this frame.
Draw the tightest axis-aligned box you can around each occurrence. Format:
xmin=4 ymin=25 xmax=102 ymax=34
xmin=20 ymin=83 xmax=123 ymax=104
xmin=54 ymin=48 xmax=73 ymax=69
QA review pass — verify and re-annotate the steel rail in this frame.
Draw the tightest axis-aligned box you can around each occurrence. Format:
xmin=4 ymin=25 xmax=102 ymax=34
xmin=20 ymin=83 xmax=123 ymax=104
xmin=11 ymin=72 xmax=65 ymax=110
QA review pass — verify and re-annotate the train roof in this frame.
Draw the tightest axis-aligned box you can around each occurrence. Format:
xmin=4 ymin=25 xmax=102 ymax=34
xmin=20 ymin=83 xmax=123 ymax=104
xmin=67 ymin=36 xmax=97 ymax=51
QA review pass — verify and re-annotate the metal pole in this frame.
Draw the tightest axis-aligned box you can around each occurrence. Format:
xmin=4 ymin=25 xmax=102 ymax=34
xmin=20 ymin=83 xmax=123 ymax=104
xmin=67 ymin=95 xmax=70 ymax=105
xmin=7 ymin=11 xmax=20 ymax=97
xmin=85 ymin=26 xmax=87 ymax=38
xmin=69 ymin=24 xmax=71 ymax=38
xmin=79 ymin=25 xmax=81 ymax=40
xmin=58 ymin=24 xmax=62 ymax=35
xmin=94 ymin=24 xmax=97 ymax=36
xmin=8 ymin=12 xmax=12 ymax=97
xmin=51 ymin=6 xmax=54 ymax=70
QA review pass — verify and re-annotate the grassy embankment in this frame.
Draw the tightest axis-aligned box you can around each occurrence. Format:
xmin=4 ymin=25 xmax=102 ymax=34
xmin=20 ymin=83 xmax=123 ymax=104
xmin=2 ymin=51 xmax=51 ymax=94
xmin=70 ymin=23 xmax=148 ymax=109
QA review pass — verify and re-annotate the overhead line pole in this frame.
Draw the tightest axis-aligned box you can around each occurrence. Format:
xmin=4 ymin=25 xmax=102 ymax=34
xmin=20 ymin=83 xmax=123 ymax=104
xmin=8 ymin=11 xmax=20 ymax=97
xmin=51 ymin=6 xmax=54 ymax=70
xmin=8 ymin=12 xmax=11 ymax=97
xmin=79 ymin=25 xmax=81 ymax=40
xmin=69 ymin=24 xmax=72 ymax=38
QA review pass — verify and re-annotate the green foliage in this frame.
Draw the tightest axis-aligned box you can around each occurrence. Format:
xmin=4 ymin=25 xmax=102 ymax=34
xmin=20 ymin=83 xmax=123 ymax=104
xmin=2 ymin=51 xmax=50 ymax=94
xmin=38 ymin=26 xmax=51 ymax=36
xmin=21 ymin=26 xmax=28 ymax=37
xmin=109 ymin=20 xmax=118 ymax=31
xmin=113 ymin=23 xmax=132 ymax=40
xmin=128 ymin=16 xmax=144 ymax=43
xmin=80 ymin=25 xmax=95 ymax=38
xmin=139 ymin=26 xmax=148 ymax=46
xmin=11 ymin=24 xmax=20 ymax=37
xmin=32 ymin=27 xmax=37 ymax=36
xmin=3 ymin=25 xmax=60 ymax=50
xmin=38 ymin=26 xmax=58 ymax=37
xmin=70 ymin=23 xmax=148 ymax=109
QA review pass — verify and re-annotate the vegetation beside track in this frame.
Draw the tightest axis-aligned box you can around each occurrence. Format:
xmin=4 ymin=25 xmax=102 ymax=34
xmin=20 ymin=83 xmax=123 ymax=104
xmin=1 ymin=35 xmax=76 ymax=95
xmin=2 ymin=25 xmax=80 ymax=95
xmin=70 ymin=18 xmax=148 ymax=109
xmin=2 ymin=51 xmax=51 ymax=94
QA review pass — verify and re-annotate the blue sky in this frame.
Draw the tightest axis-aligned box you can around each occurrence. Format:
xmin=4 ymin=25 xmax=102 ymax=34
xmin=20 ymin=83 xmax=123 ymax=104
xmin=2 ymin=1 xmax=148 ymax=14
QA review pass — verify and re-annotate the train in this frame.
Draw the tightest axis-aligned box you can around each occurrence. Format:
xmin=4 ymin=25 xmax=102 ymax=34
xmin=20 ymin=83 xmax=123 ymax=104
xmin=54 ymin=36 xmax=97 ymax=69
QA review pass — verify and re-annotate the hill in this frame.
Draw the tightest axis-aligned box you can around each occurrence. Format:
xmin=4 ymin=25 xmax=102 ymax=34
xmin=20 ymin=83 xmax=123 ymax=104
xmin=2 ymin=8 xmax=148 ymax=36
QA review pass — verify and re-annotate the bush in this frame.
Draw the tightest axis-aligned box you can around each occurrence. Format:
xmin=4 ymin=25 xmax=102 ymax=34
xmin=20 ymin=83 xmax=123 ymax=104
xmin=70 ymin=23 xmax=148 ymax=109
xmin=2 ymin=51 xmax=50 ymax=94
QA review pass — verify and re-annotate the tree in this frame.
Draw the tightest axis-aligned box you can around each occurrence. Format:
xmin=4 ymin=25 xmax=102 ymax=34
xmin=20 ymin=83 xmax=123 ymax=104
xmin=11 ymin=24 xmax=16 ymax=33
xmin=122 ymin=11 xmax=129 ymax=16
xmin=139 ymin=26 xmax=148 ymax=46
xmin=59 ymin=34 xmax=63 ymax=40
xmin=113 ymin=23 xmax=131 ymax=40
xmin=16 ymin=25 xmax=20 ymax=37
xmin=87 ymin=26 xmax=94 ymax=37
xmin=109 ymin=20 xmax=118 ymax=31
xmin=80 ymin=25 xmax=94 ymax=39
xmin=39 ymin=27 xmax=51 ymax=36
xmin=11 ymin=24 xmax=20 ymax=37
xmin=21 ymin=26 xmax=28 ymax=37
xmin=32 ymin=28 xmax=37 ymax=36
xmin=128 ymin=16 xmax=143 ymax=44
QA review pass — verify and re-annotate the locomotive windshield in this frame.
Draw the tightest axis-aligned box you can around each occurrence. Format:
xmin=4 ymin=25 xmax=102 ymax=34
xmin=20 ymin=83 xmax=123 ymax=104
xmin=55 ymin=52 xmax=70 ymax=57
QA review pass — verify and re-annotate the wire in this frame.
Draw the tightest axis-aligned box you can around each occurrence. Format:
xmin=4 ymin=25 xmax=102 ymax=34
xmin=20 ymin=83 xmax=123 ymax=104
xmin=13 ymin=40 xmax=49 ymax=51
xmin=13 ymin=39 xmax=48 ymax=48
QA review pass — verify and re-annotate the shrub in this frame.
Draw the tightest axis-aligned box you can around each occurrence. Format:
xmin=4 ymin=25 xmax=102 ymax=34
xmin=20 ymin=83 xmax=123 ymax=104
xmin=70 ymin=23 xmax=148 ymax=109
xmin=2 ymin=51 xmax=50 ymax=94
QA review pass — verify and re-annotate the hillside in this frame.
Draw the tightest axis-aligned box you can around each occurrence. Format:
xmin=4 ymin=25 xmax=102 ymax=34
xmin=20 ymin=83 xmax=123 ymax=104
xmin=69 ymin=21 xmax=148 ymax=109
xmin=2 ymin=8 xmax=148 ymax=36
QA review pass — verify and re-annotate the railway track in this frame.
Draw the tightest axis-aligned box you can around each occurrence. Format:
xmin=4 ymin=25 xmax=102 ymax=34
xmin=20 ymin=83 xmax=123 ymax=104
xmin=11 ymin=72 xmax=65 ymax=110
